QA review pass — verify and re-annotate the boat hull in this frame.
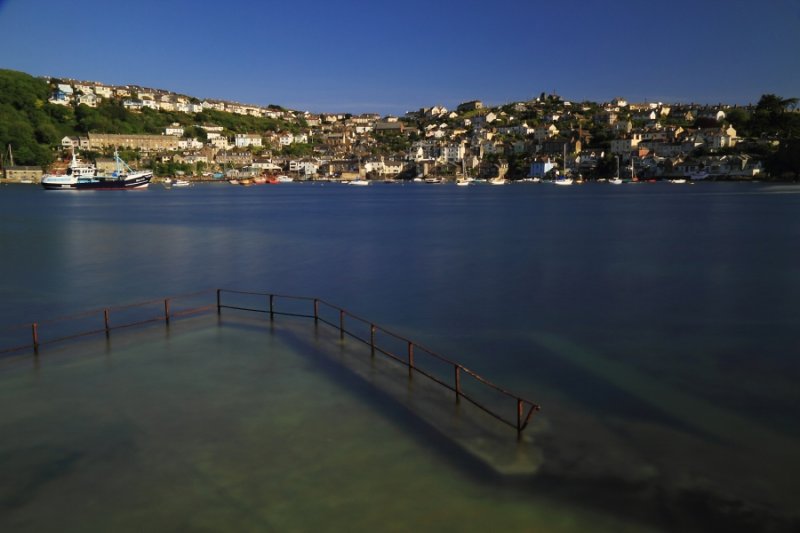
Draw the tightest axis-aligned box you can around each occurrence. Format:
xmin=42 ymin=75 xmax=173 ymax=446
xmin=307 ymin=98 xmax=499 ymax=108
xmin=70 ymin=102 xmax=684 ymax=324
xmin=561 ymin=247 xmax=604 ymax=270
xmin=74 ymin=173 xmax=152 ymax=190
xmin=42 ymin=181 xmax=78 ymax=190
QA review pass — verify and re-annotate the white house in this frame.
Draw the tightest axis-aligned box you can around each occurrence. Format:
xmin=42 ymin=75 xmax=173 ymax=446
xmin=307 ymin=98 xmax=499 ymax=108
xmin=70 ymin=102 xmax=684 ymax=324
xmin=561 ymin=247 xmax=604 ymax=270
xmin=57 ymin=84 xmax=74 ymax=96
xmin=252 ymin=158 xmax=282 ymax=171
xmin=178 ymin=138 xmax=204 ymax=150
xmin=209 ymin=137 xmax=230 ymax=150
xmin=278 ymin=132 xmax=295 ymax=146
xmin=440 ymin=142 xmax=466 ymax=163
xmin=235 ymin=133 xmax=262 ymax=148
xmin=94 ymin=86 xmax=113 ymax=98
xmin=77 ymin=93 xmax=98 ymax=107
xmin=123 ymin=99 xmax=144 ymax=111
xmin=165 ymin=123 xmax=184 ymax=136
xmin=289 ymin=159 xmax=318 ymax=176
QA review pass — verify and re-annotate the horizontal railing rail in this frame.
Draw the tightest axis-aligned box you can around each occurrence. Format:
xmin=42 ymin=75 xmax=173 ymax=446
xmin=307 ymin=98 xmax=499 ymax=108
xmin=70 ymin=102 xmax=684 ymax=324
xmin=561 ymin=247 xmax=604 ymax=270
xmin=0 ymin=290 xmax=216 ymax=357
xmin=0 ymin=288 xmax=541 ymax=435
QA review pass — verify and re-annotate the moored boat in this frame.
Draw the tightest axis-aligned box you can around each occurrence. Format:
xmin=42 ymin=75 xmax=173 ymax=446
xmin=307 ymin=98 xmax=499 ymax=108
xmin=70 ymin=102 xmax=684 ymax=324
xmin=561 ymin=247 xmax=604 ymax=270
xmin=41 ymin=150 xmax=98 ymax=190
xmin=63 ymin=151 xmax=152 ymax=190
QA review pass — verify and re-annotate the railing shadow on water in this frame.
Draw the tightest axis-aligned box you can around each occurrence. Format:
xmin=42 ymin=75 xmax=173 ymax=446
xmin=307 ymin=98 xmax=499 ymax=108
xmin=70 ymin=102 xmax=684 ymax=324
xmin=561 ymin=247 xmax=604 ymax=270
xmin=0 ymin=288 xmax=540 ymax=436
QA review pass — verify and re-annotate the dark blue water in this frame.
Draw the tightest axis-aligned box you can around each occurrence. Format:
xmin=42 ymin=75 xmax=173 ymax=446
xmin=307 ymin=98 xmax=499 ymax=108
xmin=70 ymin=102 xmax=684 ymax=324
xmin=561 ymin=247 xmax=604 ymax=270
xmin=2 ymin=181 xmax=799 ymax=530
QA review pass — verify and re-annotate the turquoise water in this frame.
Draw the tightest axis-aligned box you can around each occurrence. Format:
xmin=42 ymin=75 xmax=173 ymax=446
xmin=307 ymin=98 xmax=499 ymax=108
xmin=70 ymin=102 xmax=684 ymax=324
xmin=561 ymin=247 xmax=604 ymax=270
xmin=1 ymin=182 xmax=799 ymax=530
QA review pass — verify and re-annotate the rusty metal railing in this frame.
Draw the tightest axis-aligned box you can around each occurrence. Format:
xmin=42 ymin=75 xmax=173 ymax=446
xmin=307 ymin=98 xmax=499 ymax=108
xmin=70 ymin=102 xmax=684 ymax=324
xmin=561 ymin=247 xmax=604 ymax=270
xmin=0 ymin=289 xmax=541 ymax=435
xmin=0 ymin=290 xmax=216 ymax=357
xmin=217 ymin=289 xmax=541 ymax=434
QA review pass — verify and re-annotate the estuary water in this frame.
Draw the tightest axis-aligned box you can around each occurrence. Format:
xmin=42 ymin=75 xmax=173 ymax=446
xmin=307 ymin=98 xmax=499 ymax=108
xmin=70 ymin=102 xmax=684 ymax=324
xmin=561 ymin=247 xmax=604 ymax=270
xmin=0 ymin=181 xmax=799 ymax=531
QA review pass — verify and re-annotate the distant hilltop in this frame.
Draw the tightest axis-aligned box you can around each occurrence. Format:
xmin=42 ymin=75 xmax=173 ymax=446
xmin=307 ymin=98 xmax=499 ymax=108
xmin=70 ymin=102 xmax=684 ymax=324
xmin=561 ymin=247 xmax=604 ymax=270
xmin=1 ymin=68 xmax=798 ymax=182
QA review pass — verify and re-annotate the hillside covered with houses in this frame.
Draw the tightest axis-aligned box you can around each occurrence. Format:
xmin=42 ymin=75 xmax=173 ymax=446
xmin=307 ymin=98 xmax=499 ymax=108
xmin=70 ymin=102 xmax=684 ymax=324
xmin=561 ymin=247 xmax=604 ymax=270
xmin=1 ymin=68 xmax=799 ymax=182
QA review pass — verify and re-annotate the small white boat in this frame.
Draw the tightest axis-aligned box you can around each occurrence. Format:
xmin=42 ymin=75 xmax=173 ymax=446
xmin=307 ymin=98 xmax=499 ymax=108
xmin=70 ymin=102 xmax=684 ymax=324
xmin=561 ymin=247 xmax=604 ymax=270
xmin=276 ymin=175 xmax=294 ymax=183
xmin=173 ymin=179 xmax=191 ymax=187
xmin=609 ymin=178 xmax=624 ymax=185
xmin=554 ymin=176 xmax=573 ymax=186
xmin=348 ymin=179 xmax=370 ymax=186
xmin=456 ymin=179 xmax=471 ymax=186
xmin=488 ymin=177 xmax=508 ymax=185
xmin=670 ymin=178 xmax=687 ymax=184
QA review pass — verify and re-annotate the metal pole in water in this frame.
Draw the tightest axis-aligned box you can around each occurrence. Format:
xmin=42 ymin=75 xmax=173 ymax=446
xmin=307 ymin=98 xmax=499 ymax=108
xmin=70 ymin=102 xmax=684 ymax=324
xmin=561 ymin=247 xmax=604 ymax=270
xmin=269 ymin=294 xmax=274 ymax=320
xmin=164 ymin=299 xmax=170 ymax=325
xmin=408 ymin=341 xmax=414 ymax=372
xmin=517 ymin=399 xmax=523 ymax=436
xmin=370 ymin=324 xmax=376 ymax=354
xmin=31 ymin=323 xmax=39 ymax=354
xmin=104 ymin=309 xmax=110 ymax=336
xmin=216 ymin=289 xmax=221 ymax=315
xmin=314 ymin=299 xmax=319 ymax=323
xmin=454 ymin=365 xmax=461 ymax=402
xmin=339 ymin=310 xmax=344 ymax=339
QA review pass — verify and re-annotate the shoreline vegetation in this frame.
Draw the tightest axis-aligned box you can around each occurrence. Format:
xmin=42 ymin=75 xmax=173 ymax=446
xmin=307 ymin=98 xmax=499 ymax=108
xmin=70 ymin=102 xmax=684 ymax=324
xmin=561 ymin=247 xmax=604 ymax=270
xmin=1 ymin=68 xmax=798 ymax=184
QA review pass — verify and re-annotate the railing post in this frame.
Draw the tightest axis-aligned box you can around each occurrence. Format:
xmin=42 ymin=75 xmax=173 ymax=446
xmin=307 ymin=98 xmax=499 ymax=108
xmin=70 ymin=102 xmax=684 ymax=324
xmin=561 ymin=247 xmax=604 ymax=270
xmin=216 ymin=289 xmax=221 ymax=315
xmin=104 ymin=308 xmax=110 ymax=336
xmin=339 ymin=310 xmax=344 ymax=339
xmin=164 ymin=298 xmax=170 ymax=325
xmin=31 ymin=322 xmax=39 ymax=354
xmin=313 ymin=299 xmax=319 ymax=323
xmin=407 ymin=341 xmax=414 ymax=368
xmin=517 ymin=399 xmax=523 ymax=436
xmin=454 ymin=365 xmax=461 ymax=403
xmin=370 ymin=324 xmax=376 ymax=354
xmin=269 ymin=294 xmax=274 ymax=320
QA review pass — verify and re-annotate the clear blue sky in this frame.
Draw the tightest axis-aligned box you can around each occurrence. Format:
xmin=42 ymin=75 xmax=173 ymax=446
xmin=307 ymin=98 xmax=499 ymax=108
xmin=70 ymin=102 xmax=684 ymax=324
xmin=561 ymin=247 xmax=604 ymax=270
xmin=1 ymin=0 xmax=798 ymax=115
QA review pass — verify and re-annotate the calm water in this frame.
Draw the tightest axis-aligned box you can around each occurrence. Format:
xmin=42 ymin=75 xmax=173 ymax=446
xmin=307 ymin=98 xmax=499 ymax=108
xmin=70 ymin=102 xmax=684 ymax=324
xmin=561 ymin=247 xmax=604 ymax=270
xmin=1 ymin=181 xmax=799 ymax=531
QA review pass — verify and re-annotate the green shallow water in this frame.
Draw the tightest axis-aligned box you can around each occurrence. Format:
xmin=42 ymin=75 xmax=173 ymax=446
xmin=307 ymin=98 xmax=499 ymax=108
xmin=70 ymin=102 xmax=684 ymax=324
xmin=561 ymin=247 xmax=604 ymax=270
xmin=0 ymin=315 xmax=651 ymax=533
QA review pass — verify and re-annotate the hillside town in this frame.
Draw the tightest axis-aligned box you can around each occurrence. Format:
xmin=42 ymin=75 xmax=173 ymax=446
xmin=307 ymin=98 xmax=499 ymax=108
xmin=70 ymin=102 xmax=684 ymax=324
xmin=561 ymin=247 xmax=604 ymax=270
xmin=2 ymin=76 xmax=792 ymax=184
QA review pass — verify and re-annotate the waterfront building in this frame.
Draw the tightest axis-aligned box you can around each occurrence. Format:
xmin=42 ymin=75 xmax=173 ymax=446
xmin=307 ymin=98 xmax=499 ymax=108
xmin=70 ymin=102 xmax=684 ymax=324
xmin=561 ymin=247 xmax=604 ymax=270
xmin=2 ymin=166 xmax=43 ymax=182
xmin=529 ymin=158 xmax=555 ymax=178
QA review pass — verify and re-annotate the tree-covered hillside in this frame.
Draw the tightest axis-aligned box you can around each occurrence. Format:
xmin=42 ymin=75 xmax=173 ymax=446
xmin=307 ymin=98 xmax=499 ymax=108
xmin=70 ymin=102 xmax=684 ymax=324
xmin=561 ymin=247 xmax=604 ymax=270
xmin=0 ymin=69 xmax=65 ymax=166
xmin=0 ymin=69 xmax=301 ymax=168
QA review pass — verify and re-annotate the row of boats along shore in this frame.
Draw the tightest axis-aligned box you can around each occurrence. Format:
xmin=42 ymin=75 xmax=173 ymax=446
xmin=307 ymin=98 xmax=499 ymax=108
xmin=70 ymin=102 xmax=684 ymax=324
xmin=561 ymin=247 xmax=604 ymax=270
xmin=40 ymin=151 xmax=696 ymax=190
